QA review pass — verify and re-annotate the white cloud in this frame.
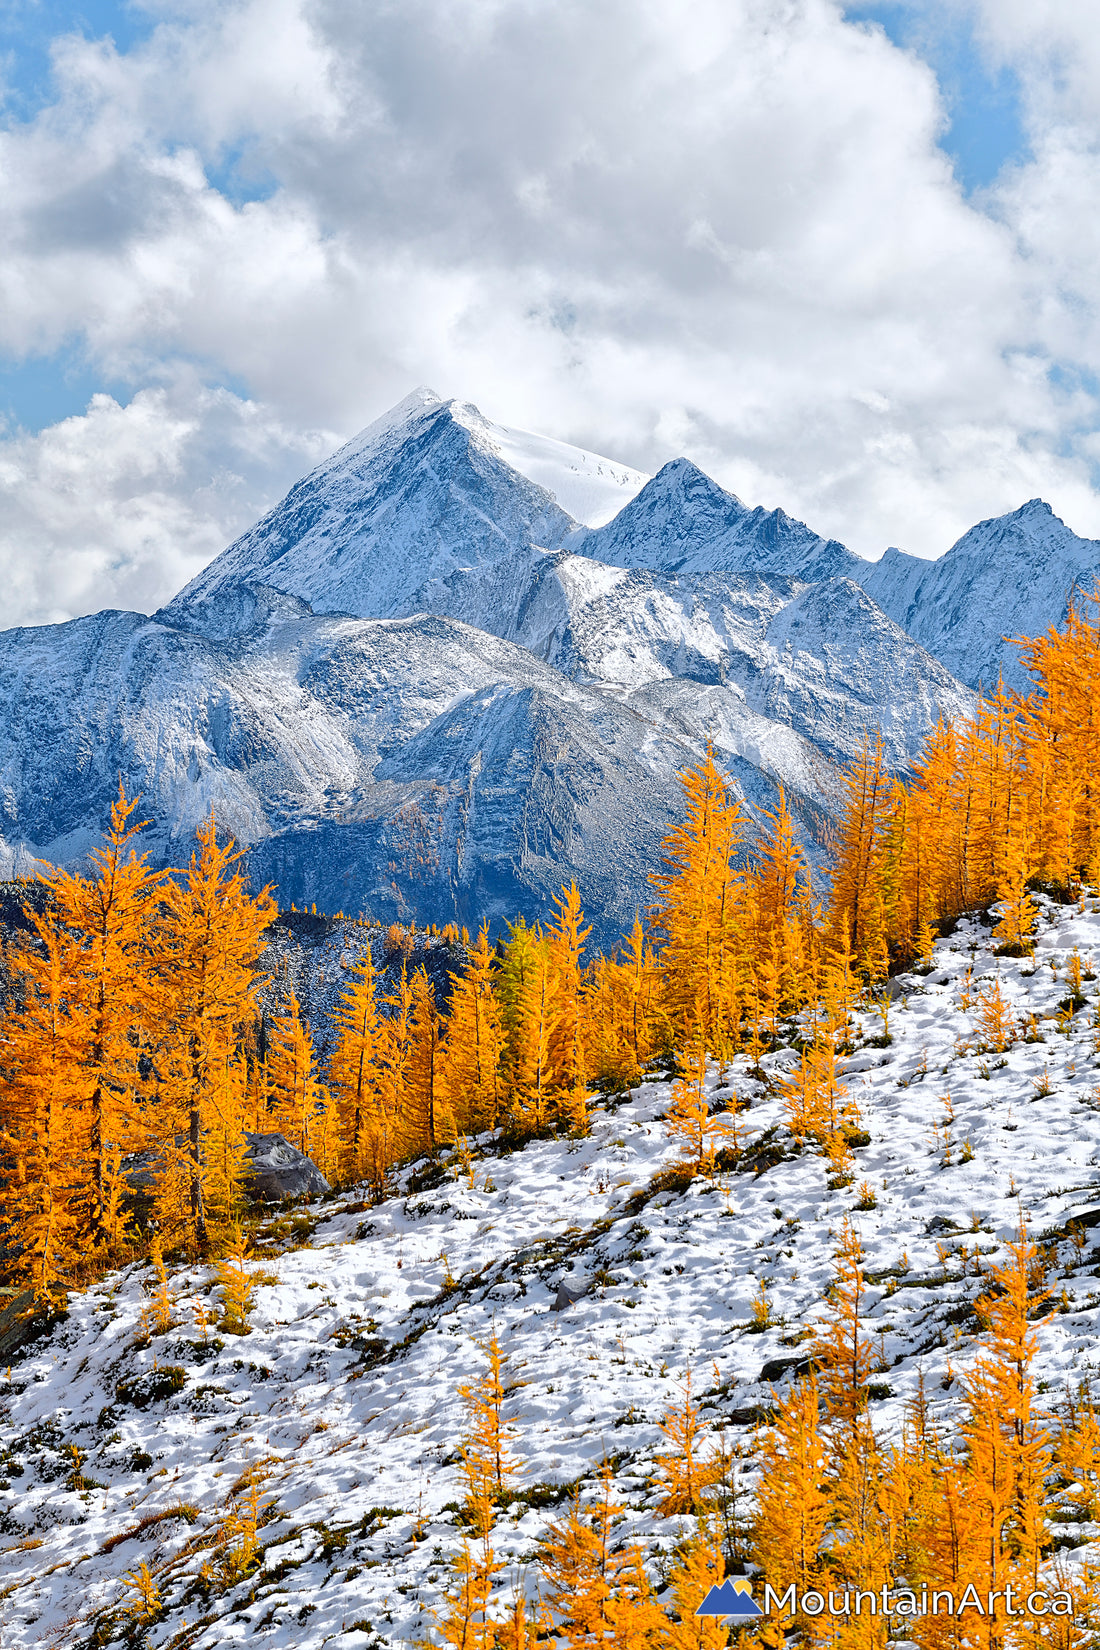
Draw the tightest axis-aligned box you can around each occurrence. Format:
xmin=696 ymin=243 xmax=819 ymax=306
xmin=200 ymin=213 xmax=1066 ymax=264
xmin=0 ymin=375 xmax=333 ymax=625
xmin=2 ymin=0 xmax=1100 ymax=626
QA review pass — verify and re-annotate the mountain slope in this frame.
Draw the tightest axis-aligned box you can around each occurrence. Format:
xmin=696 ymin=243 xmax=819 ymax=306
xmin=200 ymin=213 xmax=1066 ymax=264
xmin=854 ymin=499 xmax=1100 ymax=690
xmin=422 ymin=548 xmax=974 ymax=769
xmin=3 ymin=895 xmax=1099 ymax=1647
xmin=0 ymin=596 xmax=709 ymax=946
xmin=0 ymin=391 xmax=976 ymax=940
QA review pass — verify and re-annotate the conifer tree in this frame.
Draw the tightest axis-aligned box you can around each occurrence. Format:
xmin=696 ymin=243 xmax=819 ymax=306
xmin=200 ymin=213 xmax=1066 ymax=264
xmin=458 ymin=1330 xmax=520 ymax=1506
xmin=0 ymin=921 xmax=90 ymax=1298
xmin=546 ymin=882 xmax=592 ymax=1133
xmin=777 ymin=1028 xmax=852 ymax=1156
xmin=439 ymin=926 xmax=503 ymax=1135
xmin=328 ymin=948 xmax=382 ymax=1185
xmin=664 ymin=1027 xmax=734 ymax=1172
xmin=620 ymin=913 xmax=661 ymax=1082
xmin=503 ymin=930 xmax=558 ymax=1140
xmin=655 ymin=1371 xmax=718 ymax=1516
xmin=539 ymin=1462 xmax=656 ymax=1648
xmin=266 ymin=992 xmax=332 ymax=1173
xmin=407 ymin=966 xmax=453 ymax=1152
xmin=433 ymin=1539 xmax=496 ymax=1650
xmin=660 ymin=1511 xmax=730 ymax=1650
xmin=991 ymin=820 xmax=1037 ymax=955
xmin=1055 ymin=1385 xmax=1100 ymax=1524
xmin=156 ymin=814 xmax=275 ymax=1248
xmin=825 ymin=1416 xmax=894 ymax=1650
xmin=46 ymin=784 xmax=164 ymax=1258
xmin=961 ymin=1225 xmax=1053 ymax=1618
xmin=377 ymin=962 xmax=414 ymax=1165
xmin=828 ymin=732 xmax=894 ymax=980
xmin=810 ymin=1217 xmax=876 ymax=1433
xmin=752 ymin=1376 xmax=830 ymax=1648
xmin=650 ymin=745 xmax=745 ymax=1057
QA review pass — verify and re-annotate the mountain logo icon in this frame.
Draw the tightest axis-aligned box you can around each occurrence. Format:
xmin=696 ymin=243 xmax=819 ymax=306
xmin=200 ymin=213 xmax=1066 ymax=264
xmin=695 ymin=1578 xmax=764 ymax=1620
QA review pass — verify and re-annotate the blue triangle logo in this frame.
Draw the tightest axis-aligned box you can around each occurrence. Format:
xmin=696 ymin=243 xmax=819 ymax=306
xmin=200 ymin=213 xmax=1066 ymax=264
xmin=696 ymin=1579 xmax=764 ymax=1619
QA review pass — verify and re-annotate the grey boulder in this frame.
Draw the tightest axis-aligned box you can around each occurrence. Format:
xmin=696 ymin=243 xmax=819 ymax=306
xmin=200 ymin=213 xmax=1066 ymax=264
xmin=244 ymin=1133 xmax=331 ymax=1203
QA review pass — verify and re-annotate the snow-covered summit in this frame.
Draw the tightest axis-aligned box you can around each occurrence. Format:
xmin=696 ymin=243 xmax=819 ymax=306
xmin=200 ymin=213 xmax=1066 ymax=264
xmin=854 ymin=498 xmax=1100 ymax=691
xmin=160 ymin=394 xmax=647 ymax=638
xmin=572 ymin=457 xmax=861 ymax=583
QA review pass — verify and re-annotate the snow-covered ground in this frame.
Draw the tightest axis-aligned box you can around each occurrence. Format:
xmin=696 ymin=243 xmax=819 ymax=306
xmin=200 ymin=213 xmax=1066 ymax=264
xmin=4 ymin=894 xmax=1100 ymax=1647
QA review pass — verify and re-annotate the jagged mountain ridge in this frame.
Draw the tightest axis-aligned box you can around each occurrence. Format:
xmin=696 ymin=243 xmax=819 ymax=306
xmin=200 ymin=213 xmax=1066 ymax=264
xmin=160 ymin=390 xmax=648 ymax=638
xmin=419 ymin=546 xmax=973 ymax=769
xmin=570 ymin=456 xmax=861 ymax=582
xmin=854 ymin=498 xmax=1100 ymax=691
xmin=1 ymin=387 xmax=1087 ymax=938
xmin=164 ymin=391 xmax=1094 ymax=697
xmin=0 ymin=595 xmax=703 ymax=947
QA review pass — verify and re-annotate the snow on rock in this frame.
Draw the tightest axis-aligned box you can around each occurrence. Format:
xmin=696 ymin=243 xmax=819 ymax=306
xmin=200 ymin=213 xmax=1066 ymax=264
xmin=3 ymin=388 xmax=1093 ymax=945
xmin=5 ymin=896 xmax=1100 ymax=1646
xmin=854 ymin=499 xmax=1100 ymax=691
xmin=0 ymin=604 xmax=698 ymax=949
xmin=475 ymin=415 xmax=648 ymax=529
xmin=572 ymin=458 xmax=862 ymax=583
xmin=422 ymin=550 xmax=973 ymax=769
xmin=160 ymin=394 xmax=643 ymax=636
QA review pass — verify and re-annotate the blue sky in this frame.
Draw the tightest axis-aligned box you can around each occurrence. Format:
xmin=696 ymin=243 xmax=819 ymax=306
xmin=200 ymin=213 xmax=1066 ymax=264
xmin=0 ymin=0 xmax=272 ymax=432
xmin=0 ymin=0 xmax=151 ymax=121
xmin=844 ymin=2 xmax=1030 ymax=193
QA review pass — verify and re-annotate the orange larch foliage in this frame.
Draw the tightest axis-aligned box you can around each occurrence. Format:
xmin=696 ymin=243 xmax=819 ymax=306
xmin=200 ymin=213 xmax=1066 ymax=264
xmin=439 ymin=925 xmax=503 ymax=1135
xmin=156 ymin=813 xmax=275 ymax=1248
xmin=44 ymin=785 xmax=165 ymax=1260
xmin=328 ymin=948 xmax=382 ymax=1186
xmin=0 ymin=920 xmax=91 ymax=1298
xmin=265 ymin=991 xmax=333 ymax=1176
xmin=650 ymin=744 xmax=745 ymax=1059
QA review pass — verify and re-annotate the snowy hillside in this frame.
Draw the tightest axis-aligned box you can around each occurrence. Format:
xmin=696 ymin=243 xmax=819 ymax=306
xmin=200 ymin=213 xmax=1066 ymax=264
xmin=855 ymin=500 xmax=1100 ymax=691
xmin=4 ymin=893 xmax=1100 ymax=1647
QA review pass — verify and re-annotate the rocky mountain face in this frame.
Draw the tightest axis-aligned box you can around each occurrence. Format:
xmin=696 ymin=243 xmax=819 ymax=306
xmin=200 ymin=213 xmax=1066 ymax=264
xmin=160 ymin=389 xmax=646 ymax=638
xmin=571 ymin=456 xmax=861 ymax=582
xmin=0 ymin=388 xmax=1083 ymax=941
xmin=0 ymin=596 xmax=694 ymax=948
xmin=854 ymin=499 xmax=1100 ymax=691
xmin=421 ymin=547 xmax=972 ymax=770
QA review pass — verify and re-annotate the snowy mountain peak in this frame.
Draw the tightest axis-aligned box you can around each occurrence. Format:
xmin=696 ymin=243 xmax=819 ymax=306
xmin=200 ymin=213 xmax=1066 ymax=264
xmin=449 ymin=399 xmax=650 ymax=528
xmin=854 ymin=496 xmax=1100 ymax=690
xmin=160 ymin=392 xmax=651 ymax=637
xmin=575 ymin=455 xmax=860 ymax=584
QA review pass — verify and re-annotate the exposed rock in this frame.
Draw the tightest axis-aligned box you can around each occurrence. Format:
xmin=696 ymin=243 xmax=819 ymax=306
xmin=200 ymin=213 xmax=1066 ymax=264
xmin=0 ymin=1288 xmax=66 ymax=1361
xmin=552 ymin=1277 xmax=588 ymax=1312
xmin=244 ymin=1132 xmax=331 ymax=1203
xmin=758 ymin=1354 xmax=814 ymax=1383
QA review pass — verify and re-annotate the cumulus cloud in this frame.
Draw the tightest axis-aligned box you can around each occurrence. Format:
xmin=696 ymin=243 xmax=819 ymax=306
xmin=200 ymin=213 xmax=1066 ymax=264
xmin=2 ymin=0 xmax=1100 ymax=625
xmin=0 ymin=375 xmax=334 ymax=624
